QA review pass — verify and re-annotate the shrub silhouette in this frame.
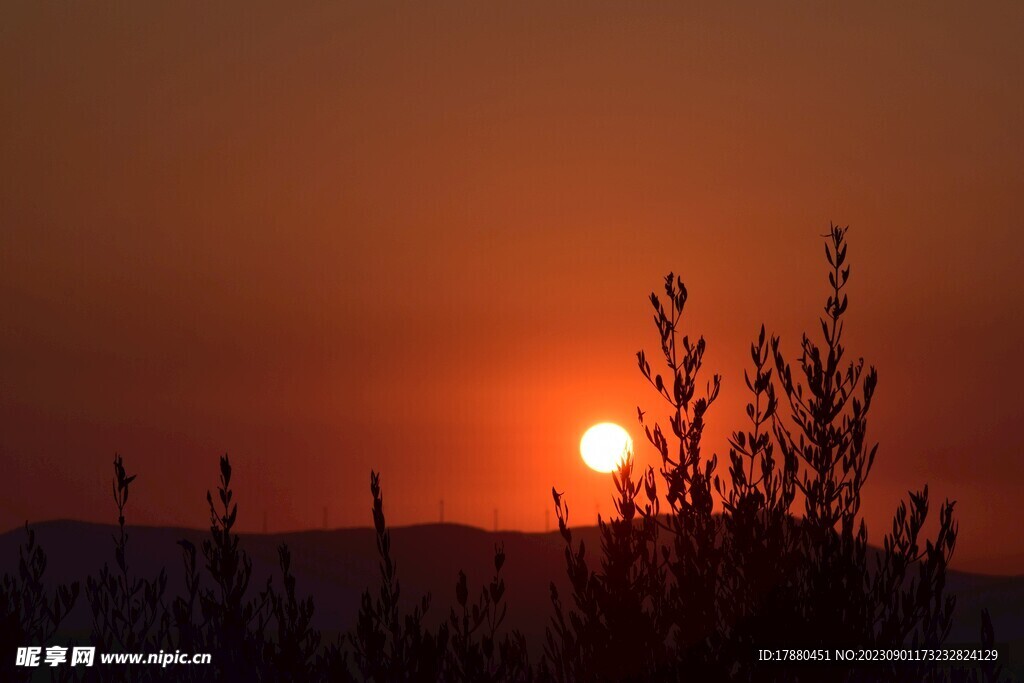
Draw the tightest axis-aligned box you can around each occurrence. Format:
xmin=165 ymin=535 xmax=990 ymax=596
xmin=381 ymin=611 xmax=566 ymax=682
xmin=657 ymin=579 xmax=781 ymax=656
xmin=348 ymin=470 xmax=530 ymax=681
xmin=86 ymin=454 xmax=171 ymax=682
xmin=196 ymin=455 xmax=275 ymax=679
xmin=447 ymin=544 xmax=531 ymax=682
xmin=350 ymin=470 xmax=446 ymax=680
xmin=74 ymin=457 xmax=531 ymax=681
xmin=0 ymin=525 xmax=78 ymax=683
xmin=542 ymin=225 xmax=1007 ymax=683
xmin=2 ymin=226 xmax=1009 ymax=682
xmin=85 ymin=454 xmax=345 ymax=682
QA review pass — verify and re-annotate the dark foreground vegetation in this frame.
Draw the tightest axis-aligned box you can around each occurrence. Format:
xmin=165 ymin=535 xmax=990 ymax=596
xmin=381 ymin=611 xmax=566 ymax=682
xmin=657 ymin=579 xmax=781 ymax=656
xmin=1 ymin=227 xmax=1011 ymax=681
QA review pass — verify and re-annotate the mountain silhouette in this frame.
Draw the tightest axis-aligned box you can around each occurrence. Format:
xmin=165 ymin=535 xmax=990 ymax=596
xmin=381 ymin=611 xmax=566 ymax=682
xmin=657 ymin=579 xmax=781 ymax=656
xmin=4 ymin=519 xmax=1022 ymax=661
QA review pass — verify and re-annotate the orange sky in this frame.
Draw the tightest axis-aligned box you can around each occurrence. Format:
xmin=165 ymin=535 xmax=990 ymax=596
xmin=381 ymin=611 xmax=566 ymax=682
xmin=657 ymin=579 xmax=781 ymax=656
xmin=2 ymin=1 xmax=1022 ymax=573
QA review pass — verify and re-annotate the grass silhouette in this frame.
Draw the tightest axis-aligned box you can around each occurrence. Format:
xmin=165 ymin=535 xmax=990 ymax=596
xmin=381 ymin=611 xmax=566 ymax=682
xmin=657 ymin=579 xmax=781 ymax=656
xmin=1 ymin=227 xmax=1010 ymax=682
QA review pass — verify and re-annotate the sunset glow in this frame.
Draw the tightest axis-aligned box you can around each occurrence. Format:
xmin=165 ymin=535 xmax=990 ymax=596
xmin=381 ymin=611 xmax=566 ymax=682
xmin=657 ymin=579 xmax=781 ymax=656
xmin=0 ymin=1 xmax=1021 ymax=574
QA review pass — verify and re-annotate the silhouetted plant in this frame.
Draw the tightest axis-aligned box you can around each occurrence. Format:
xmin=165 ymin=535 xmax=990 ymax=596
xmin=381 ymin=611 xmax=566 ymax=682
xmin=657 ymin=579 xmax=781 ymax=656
xmin=765 ymin=227 xmax=965 ymax=682
xmin=0 ymin=524 xmax=79 ymax=683
xmin=349 ymin=471 xmax=532 ymax=682
xmin=85 ymin=454 xmax=170 ymax=682
xmin=542 ymin=226 xmax=1007 ymax=682
xmin=544 ymin=271 xmax=729 ymax=681
xmin=91 ymin=454 xmax=342 ymax=682
xmin=715 ymin=324 xmax=801 ymax=679
xmin=268 ymin=543 xmax=321 ymax=681
xmin=196 ymin=454 xmax=272 ymax=680
xmin=542 ymin=462 xmax=673 ymax=682
xmin=350 ymin=470 xmax=447 ymax=680
xmin=767 ymin=226 xmax=882 ymax=653
xmin=637 ymin=272 xmax=727 ymax=677
xmin=448 ymin=543 xmax=530 ymax=681
xmin=167 ymin=536 xmax=206 ymax=683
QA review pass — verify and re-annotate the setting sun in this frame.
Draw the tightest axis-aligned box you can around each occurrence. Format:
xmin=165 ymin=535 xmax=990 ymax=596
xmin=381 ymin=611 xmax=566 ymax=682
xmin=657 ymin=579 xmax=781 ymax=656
xmin=580 ymin=422 xmax=633 ymax=473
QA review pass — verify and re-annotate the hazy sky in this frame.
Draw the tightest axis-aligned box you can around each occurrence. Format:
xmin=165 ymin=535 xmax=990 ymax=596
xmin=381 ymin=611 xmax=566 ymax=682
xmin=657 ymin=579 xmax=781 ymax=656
xmin=2 ymin=1 xmax=1022 ymax=572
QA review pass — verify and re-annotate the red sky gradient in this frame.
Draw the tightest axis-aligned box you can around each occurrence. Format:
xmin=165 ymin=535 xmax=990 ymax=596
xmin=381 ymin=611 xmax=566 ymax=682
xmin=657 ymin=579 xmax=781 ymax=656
xmin=2 ymin=2 xmax=1022 ymax=573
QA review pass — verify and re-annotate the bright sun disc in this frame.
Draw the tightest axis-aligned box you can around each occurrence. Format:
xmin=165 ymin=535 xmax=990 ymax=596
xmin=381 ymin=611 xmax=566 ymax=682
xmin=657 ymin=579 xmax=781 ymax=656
xmin=580 ymin=423 xmax=633 ymax=473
